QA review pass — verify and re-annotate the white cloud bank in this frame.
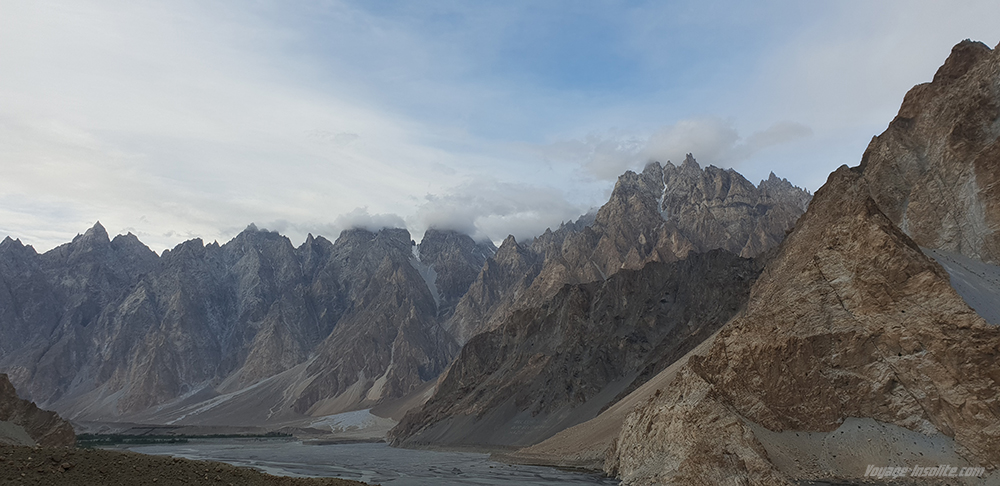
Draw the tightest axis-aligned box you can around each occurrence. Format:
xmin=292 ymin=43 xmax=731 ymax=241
xmin=542 ymin=118 xmax=813 ymax=181
xmin=334 ymin=208 xmax=407 ymax=235
xmin=411 ymin=178 xmax=583 ymax=243
xmin=0 ymin=1 xmax=997 ymax=253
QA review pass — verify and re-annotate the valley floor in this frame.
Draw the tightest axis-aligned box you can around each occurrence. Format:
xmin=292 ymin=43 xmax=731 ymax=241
xmin=0 ymin=445 xmax=369 ymax=486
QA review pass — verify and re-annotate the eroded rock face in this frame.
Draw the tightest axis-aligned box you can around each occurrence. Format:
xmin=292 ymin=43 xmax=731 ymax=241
xmin=0 ymin=224 xmax=484 ymax=423
xmin=291 ymin=228 xmax=459 ymax=415
xmin=521 ymin=158 xmax=809 ymax=306
xmin=389 ymin=250 xmax=761 ymax=449
xmin=607 ymin=40 xmax=1000 ymax=484
xmin=861 ymin=39 xmax=1000 ymax=264
xmin=0 ymin=374 xmax=74 ymax=447
xmin=415 ymin=229 xmax=496 ymax=321
xmin=444 ymin=235 xmax=543 ymax=345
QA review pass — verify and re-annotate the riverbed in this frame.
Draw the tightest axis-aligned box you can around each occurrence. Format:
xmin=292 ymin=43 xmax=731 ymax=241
xmin=122 ymin=439 xmax=620 ymax=485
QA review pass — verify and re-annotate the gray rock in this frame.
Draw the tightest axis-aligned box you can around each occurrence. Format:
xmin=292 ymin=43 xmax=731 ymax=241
xmin=389 ymin=250 xmax=761 ymax=449
xmin=0 ymin=223 xmax=485 ymax=423
xmin=444 ymin=157 xmax=810 ymax=344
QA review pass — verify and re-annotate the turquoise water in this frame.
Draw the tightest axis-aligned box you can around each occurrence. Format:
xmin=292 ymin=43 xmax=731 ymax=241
xmin=125 ymin=439 xmax=620 ymax=485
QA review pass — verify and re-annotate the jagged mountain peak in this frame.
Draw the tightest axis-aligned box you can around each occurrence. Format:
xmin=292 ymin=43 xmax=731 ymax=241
xmin=73 ymin=221 xmax=110 ymax=247
xmin=160 ymin=237 xmax=207 ymax=260
xmin=337 ymin=226 xmax=409 ymax=243
xmin=596 ymin=155 xmax=810 ymax=260
xmin=496 ymin=234 xmax=520 ymax=252
xmin=420 ymin=228 xmax=496 ymax=259
xmin=88 ymin=220 xmax=108 ymax=235
xmin=443 ymin=156 xmax=808 ymax=348
xmin=662 ymin=152 xmax=702 ymax=171
xmin=415 ymin=228 xmax=498 ymax=322
xmin=110 ymin=232 xmax=154 ymax=253
xmin=0 ymin=236 xmax=34 ymax=256
xmin=228 ymin=223 xmax=290 ymax=247
xmin=494 ymin=235 xmax=537 ymax=269
xmin=932 ymin=39 xmax=992 ymax=85
xmin=299 ymin=233 xmax=332 ymax=251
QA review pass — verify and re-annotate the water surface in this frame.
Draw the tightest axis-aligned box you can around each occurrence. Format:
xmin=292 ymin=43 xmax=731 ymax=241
xmin=125 ymin=439 xmax=619 ymax=485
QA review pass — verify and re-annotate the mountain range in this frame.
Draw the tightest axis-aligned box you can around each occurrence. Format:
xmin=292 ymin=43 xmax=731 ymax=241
xmin=0 ymin=152 xmax=808 ymax=436
xmin=3 ymin=35 xmax=996 ymax=486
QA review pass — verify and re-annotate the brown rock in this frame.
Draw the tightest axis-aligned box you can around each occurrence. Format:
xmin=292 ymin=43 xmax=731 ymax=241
xmin=860 ymin=39 xmax=1000 ymax=263
xmin=0 ymin=374 xmax=75 ymax=448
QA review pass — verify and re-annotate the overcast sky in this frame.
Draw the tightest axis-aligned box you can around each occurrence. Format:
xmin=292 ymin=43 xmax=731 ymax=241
xmin=1 ymin=1 xmax=998 ymax=253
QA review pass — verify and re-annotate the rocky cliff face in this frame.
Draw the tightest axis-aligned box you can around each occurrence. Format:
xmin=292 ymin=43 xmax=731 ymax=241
xmin=444 ymin=235 xmax=543 ymax=345
xmin=444 ymin=159 xmax=810 ymax=344
xmin=0 ymin=374 xmax=75 ymax=447
xmin=390 ymin=250 xmax=761 ymax=449
xmin=861 ymin=39 xmax=1000 ymax=264
xmin=0 ymin=224 xmax=486 ymax=424
xmin=0 ymin=224 xmax=159 ymax=407
xmin=604 ymin=40 xmax=1000 ymax=485
xmin=414 ymin=229 xmax=497 ymax=321
xmin=289 ymin=228 xmax=459 ymax=416
xmin=522 ymin=158 xmax=808 ymax=306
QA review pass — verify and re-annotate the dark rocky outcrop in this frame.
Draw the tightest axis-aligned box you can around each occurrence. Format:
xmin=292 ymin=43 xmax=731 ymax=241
xmin=0 ymin=374 xmax=74 ymax=447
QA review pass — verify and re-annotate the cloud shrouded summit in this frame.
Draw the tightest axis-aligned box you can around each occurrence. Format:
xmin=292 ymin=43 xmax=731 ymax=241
xmin=542 ymin=118 xmax=814 ymax=181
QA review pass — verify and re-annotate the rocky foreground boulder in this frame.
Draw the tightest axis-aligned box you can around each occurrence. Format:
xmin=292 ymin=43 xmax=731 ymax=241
xmin=0 ymin=374 xmax=74 ymax=447
xmin=598 ymin=40 xmax=1000 ymax=485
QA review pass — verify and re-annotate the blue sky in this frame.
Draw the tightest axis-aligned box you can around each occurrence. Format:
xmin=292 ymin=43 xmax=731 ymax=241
xmin=1 ymin=1 xmax=998 ymax=252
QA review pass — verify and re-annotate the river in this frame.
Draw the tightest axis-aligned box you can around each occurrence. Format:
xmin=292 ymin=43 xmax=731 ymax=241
xmin=122 ymin=438 xmax=620 ymax=485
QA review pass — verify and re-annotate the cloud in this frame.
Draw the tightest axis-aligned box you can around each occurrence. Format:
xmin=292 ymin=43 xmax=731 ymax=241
xmin=643 ymin=118 xmax=813 ymax=167
xmin=305 ymin=130 xmax=360 ymax=147
xmin=542 ymin=118 xmax=812 ymax=181
xmin=411 ymin=179 xmax=583 ymax=243
xmin=333 ymin=208 xmax=406 ymax=234
xmin=1 ymin=0 xmax=996 ymax=254
xmin=640 ymin=118 xmax=740 ymax=168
